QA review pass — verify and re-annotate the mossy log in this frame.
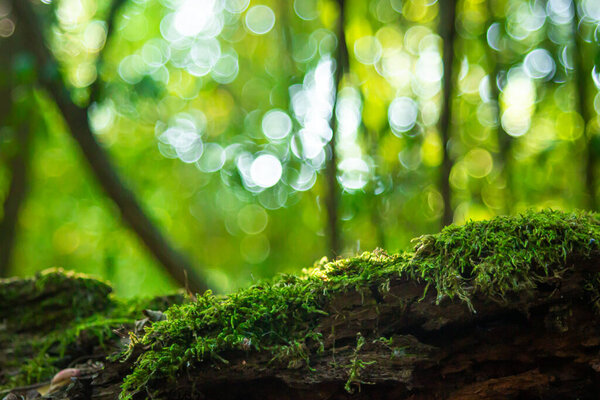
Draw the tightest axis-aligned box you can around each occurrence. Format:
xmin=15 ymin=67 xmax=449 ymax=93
xmin=3 ymin=210 xmax=600 ymax=399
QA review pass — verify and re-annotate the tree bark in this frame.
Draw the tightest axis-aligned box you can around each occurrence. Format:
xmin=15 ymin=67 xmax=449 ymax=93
xmin=11 ymin=0 xmax=208 ymax=294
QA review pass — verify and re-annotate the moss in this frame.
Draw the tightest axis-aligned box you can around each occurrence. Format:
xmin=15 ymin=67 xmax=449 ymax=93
xmin=0 ymin=269 xmax=184 ymax=389
xmin=0 ymin=268 xmax=113 ymax=332
xmin=344 ymin=333 xmax=376 ymax=393
xmin=119 ymin=210 xmax=600 ymax=398
xmin=406 ymin=209 xmax=600 ymax=308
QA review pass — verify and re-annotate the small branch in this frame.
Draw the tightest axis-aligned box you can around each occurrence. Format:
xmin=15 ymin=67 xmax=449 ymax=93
xmin=0 ymin=380 xmax=50 ymax=396
xmin=12 ymin=0 xmax=208 ymax=294
xmin=438 ymin=0 xmax=457 ymax=227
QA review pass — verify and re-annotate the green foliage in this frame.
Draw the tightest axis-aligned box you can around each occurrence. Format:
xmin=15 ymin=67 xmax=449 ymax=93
xmin=119 ymin=210 xmax=600 ymax=398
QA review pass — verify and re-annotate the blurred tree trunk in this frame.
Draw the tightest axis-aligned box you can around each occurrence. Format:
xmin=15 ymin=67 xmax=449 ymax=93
xmin=11 ymin=0 xmax=208 ymax=294
xmin=325 ymin=0 xmax=349 ymax=257
xmin=485 ymin=2 xmax=513 ymax=215
xmin=0 ymin=121 xmax=31 ymax=278
xmin=0 ymin=31 xmax=34 ymax=277
xmin=366 ymin=127 xmax=386 ymax=249
xmin=0 ymin=82 xmax=33 ymax=277
xmin=573 ymin=2 xmax=597 ymax=211
xmin=438 ymin=0 xmax=457 ymax=227
xmin=492 ymin=66 xmax=514 ymax=214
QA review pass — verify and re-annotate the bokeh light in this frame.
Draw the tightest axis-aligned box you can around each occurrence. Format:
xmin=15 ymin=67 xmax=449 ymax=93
xmin=245 ymin=5 xmax=276 ymax=35
xmin=389 ymin=97 xmax=419 ymax=135
xmin=262 ymin=109 xmax=293 ymax=141
xmin=354 ymin=36 xmax=383 ymax=65
xmin=250 ymin=154 xmax=283 ymax=188
xmin=523 ymin=49 xmax=556 ymax=80
xmin=6 ymin=0 xmax=600 ymax=300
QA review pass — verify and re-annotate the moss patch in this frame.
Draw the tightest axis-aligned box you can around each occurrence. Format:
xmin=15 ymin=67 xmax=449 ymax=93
xmin=0 ymin=268 xmax=112 ymax=332
xmin=0 ymin=268 xmax=183 ymax=389
xmin=119 ymin=210 xmax=600 ymax=398
xmin=406 ymin=209 xmax=600 ymax=306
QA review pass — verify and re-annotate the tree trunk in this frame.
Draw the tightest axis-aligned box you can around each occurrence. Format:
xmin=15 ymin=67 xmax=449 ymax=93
xmin=324 ymin=0 xmax=349 ymax=258
xmin=438 ymin=0 xmax=457 ymax=227
xmin=0 ymin=117 xmax=32 ymax=277
xmin=572 ymin=4 xmax=597 ymax=211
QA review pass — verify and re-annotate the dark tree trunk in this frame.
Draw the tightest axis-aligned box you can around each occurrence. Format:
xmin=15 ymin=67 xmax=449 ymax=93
xmin=0 ymin=117 xmax=32 ymax=277
xmin=0 ymin=31 xmax=33 ymax=277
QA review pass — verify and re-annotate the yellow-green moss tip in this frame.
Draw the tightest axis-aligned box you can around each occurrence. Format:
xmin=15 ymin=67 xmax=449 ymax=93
xmin=120 ymin=209 xmax=600 ymax=398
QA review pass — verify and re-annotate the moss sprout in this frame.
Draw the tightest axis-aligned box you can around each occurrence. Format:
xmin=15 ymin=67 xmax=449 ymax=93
xmin=344 ymin=333 xmax=376 ymax=393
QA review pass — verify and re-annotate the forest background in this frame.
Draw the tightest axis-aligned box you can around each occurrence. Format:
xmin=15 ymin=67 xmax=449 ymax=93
xmin=1 ymin=0 xmax=599 ymax=297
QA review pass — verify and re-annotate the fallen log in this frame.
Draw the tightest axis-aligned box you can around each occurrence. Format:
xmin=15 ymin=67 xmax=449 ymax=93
xmin=3 ymin=210 xmax=600 ymax=399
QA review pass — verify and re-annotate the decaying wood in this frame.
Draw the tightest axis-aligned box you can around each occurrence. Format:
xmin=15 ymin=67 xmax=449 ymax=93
xmin=4 ymin=257 xmax=600 ymax=400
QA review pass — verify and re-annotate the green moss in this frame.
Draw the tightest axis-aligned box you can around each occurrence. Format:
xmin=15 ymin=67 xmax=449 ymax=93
xmin=406 ymin=209 xmax=600 ymax=307
xmin=119 ymin=210 xmax=600 ymax=398
xmin=344 ymin=333 xmax=376 ymax=393
xmin=0 ymin=268 xmax=113 ymax=332
xmin=0 ymin=269 xmax=184 ymax=389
